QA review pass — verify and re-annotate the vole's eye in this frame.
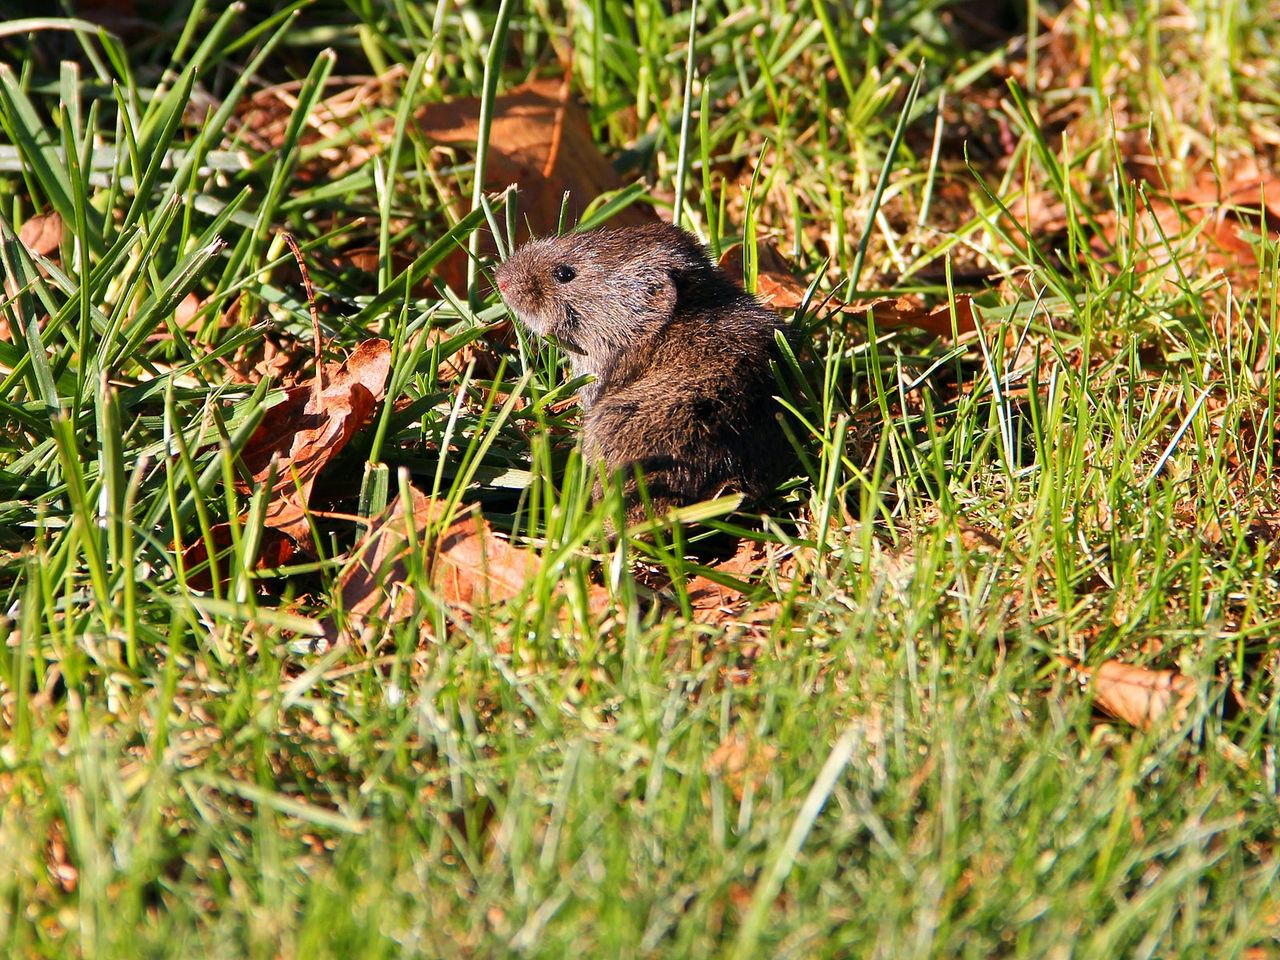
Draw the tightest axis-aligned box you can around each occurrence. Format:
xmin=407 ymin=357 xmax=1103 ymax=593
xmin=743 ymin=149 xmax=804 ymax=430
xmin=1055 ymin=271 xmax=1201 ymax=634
xmin=552 ymin=264 xmax=576 ymax=284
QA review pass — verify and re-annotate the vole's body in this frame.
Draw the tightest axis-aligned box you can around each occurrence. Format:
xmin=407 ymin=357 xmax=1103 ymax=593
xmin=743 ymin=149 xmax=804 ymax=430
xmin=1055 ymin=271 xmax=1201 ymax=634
xmin=495 ymin=223 xmax=792 ymax=520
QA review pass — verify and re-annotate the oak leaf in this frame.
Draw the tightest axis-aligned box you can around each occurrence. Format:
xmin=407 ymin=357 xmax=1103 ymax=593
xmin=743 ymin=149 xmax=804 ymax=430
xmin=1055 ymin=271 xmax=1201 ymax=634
xmin=415 ymin=76 xmax=655 ymax=239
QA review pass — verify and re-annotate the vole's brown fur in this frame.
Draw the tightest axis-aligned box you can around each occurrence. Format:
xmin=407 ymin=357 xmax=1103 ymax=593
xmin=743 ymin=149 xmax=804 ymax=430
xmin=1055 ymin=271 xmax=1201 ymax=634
xmin=494 ymin=222 xmax=793 ymax=521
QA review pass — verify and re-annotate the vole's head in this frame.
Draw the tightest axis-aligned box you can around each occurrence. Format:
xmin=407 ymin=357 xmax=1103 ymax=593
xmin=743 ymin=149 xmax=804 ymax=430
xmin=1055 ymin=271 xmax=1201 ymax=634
xmin=494 ymin=223 xmax=717 ymax=380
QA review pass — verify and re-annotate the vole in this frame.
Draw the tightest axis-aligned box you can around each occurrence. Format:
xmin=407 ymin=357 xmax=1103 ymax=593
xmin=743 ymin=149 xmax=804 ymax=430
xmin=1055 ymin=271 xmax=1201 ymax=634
xmin=494 ymin=222 xmax=795 ymax=522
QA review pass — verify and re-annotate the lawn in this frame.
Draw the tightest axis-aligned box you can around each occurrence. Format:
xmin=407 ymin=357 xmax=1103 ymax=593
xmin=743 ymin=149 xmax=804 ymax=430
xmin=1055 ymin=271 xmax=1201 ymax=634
xmin=2 ymin=1 xmax=1280 ymax=956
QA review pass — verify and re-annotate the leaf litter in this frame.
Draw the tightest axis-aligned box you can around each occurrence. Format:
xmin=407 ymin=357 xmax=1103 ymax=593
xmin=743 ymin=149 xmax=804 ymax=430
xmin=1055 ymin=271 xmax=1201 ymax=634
xmin=718 ymin=240 xmax=977 ymax=338
xmin=323 ymin=479 xmax=795 ymax=650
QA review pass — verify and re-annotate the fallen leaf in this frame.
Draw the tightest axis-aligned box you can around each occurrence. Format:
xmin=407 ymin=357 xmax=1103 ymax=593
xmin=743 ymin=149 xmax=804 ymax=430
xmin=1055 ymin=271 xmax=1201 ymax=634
xmin=326 ymin=485 xmax=442 ymax=639
xmin=175 ymin=292 xmax=202 ymax=330
xmin=180 ymin=526 xmax=297 ymax=594
xmin=326 ymin=482 xmax=612 ymax=645
xmin=234 ymin=67 xmax=403 ymax=176
xmin=4 ymin=211 xmax=64 ymax=317
xmin=1032 ymin=163 xmax=1280 ymax=284
xmin=419 ymin=322 xmax=508 ymax=383
xmin=705 ymin=732 xmax=778 ymax=801
xmin=180 ymin=337 xmax=389 ymax=583
xmin=45 ymin=819 xmax=77 ymax=894
xmin=682 ymin=537 xmax=795 ymax=626
xmin=412 ymin=76 xmax=657 ymax=291
xmin=431 ymin=506 xmax=537 ymax=610
xmin=415 ymin=76 xmax=655 ymax=239
xmin=717 ymin=238 xmax=813 ymax=310
xmin=19 ymin=212 xmax=62 ymax=257
xmin=718 ymin=241 xmax=977 ymax=337
xmin=1075 ymin=660 xmax=1197 ymax=730
xmin=1175 ymin=165 xmax=1280 ymax=229
xmin=845 ymin=294 xmax=978 ymax=338
xmin=236 ymin=338 xmax=391 ymax=548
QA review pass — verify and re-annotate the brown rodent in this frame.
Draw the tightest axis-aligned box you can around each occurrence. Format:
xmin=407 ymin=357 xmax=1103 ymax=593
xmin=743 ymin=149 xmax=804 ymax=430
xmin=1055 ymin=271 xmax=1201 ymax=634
xmin=494 ymin=222 xmax=795 ymax=522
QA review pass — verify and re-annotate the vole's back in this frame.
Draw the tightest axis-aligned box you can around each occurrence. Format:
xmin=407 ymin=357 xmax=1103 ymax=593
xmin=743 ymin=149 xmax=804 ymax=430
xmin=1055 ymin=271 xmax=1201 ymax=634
xmin=584 ymin=293 xmax=791 ymax=519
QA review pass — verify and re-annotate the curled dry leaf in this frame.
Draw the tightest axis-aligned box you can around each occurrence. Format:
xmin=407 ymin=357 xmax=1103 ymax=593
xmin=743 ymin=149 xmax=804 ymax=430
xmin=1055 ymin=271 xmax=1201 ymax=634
xmin=705 ymin=732 xmax=779 ymax=801
xmin=718 ymin=241 xmax=977 ymax=337
xmin=419 ymin=322 xmax=509 ymax=383
xmin=327 ymin=482 xmax=612 ymax=645
xmin=1023 ymin=164 xmax=1280 ymax=284
xmin=326 ymin=488 xmax=795 ymax=646
xmin=45 ymin=818 xmax=78 ymax=895
xmin=412 ymin=76 xmax=657 ymax=292
xmin=1074 ymin=660 xmax=1197 ymax=731
xmin=4 ymin=212 xmax=64 ymax=328
xmin=234 ymin=66 xmax=401 ymax=176
xmin=175 ymin=292 xmax=202 ymax=330
xmin=179 ymin=339 xmax=391 ymax=589
xmin=238 ymin=338 xmax=392 ymax=546
xmin=681 ymin=536 xmax=797 ymax=627
xmin=432 ymin=506 xmax=537 ymax=610
xmin=326 ymin=484 xmax=441 ymax=639
xmin=181 ymin=526 xmax=297 ymax=594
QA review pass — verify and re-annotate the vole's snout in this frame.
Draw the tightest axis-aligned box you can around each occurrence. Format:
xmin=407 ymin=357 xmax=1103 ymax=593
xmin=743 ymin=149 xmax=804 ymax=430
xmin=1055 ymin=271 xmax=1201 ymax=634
xmin=493 ymin=262 xmax=531 ymax=304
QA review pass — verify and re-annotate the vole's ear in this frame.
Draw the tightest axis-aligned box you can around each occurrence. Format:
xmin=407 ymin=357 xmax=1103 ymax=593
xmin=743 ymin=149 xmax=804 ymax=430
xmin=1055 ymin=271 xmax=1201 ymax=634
xmin=626 ymin=258 xmax=679 ymax=319
xmin=649 ymin=273 xmax=680 ymax=317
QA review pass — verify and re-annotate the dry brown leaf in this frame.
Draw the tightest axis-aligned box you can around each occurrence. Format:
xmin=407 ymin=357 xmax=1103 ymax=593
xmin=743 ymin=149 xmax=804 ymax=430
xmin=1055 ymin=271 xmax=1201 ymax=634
xmin=235 ymin=68 xmax=403 ymax=174
xmin=327 ymin=484 xmax=443 ymax=638
xmin=19 ymin=212 xmax=62 ymax=258
xmin=681 ymin=537 xmax=795 ymax=626
xmin=412 ymin=76 xmax=657 ymax=290
xmin=718 ymin=241 xmax=977 ymax=337
xmin=846 ymin=294 xmax=978 ymax=338
xmin=1077 ymin=660 xmax=1198 ymax=730
xmin=431 ymin=501 xmax=615 ymax=614
xmin=180 ymin=526 xmax=297 ymax=594
xmin=179 ymin=337 xmax=393 ymax=584
xmin=327 ymin=483 xmax=612 ymax=645
xmin=419 ymin=322 xmax=508 ymax=383
xmin=705 ymin=732 xmax=778 ymax=801
xmin=45 ymin=819 xmax=77 ymax=894
xmin=4 ymin=212 xmax=64 ymax=321
xmin=717 ymin=239 xmax=814 ymax=310
xmin=1031 ymin=163 xmax=1280 ymax=284
xmin=175 ymin=292 xmax=202 ymax=330
xmin=415 ymin=77 xmax=655 ymax=239
xmin=236 ymin=338 xmax=391 ymax=546
xmin=225 ymin=329 xmax=301 ymax=384
xmin=431 ymin=507 xmax=537 ymax=609
xmin=1175 ymin=166 xmax=1280 ymax=227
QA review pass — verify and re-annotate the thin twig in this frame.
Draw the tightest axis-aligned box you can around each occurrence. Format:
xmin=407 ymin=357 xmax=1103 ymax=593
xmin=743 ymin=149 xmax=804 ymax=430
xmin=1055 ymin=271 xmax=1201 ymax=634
xmin=282 ymin=232 xmax=324 ymax=395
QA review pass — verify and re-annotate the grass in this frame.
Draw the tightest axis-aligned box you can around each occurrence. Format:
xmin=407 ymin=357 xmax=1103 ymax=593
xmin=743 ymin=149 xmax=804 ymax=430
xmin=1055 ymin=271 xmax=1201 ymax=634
xmin=3 ymin=0 xmax=1280 ymax=956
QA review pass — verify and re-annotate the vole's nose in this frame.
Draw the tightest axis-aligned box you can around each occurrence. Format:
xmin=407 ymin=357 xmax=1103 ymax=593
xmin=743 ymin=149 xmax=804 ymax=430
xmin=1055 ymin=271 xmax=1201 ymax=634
xmin=495 ymin=272 xmax=515 ymax=301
